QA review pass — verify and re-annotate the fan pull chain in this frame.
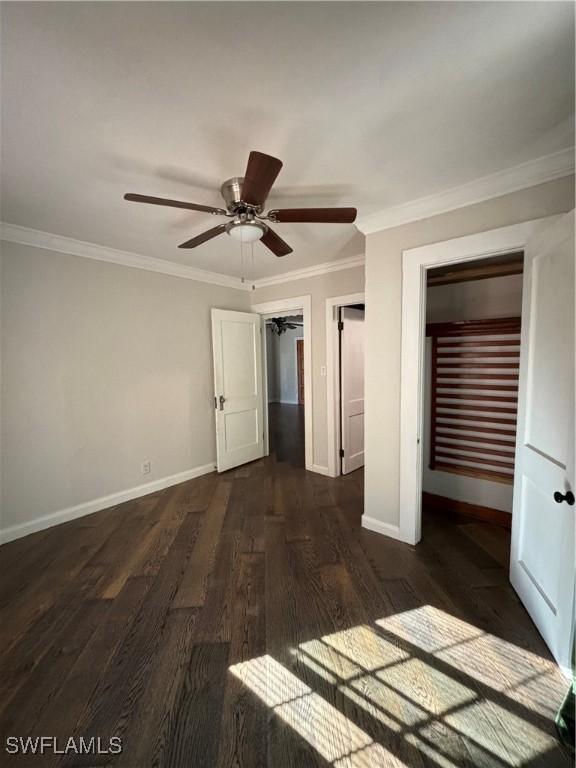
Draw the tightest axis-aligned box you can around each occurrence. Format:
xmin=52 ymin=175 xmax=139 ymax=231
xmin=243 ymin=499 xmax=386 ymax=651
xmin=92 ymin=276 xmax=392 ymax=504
xmin=240 ymin=237 xmax=247 ymax=284
xmin=238 ymin=237 xmax=255 ymax=289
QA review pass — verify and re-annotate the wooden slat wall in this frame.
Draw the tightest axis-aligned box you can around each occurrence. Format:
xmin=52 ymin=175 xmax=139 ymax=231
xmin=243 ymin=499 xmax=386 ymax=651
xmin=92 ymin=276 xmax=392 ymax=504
xmin=427 ymin=317 xmax=521 ymax=484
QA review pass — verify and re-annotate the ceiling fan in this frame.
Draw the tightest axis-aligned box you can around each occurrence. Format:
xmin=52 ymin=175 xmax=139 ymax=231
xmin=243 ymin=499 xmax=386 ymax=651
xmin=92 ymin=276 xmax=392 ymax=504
xmin=267 ymin=317 xmax=304 ymax=335
xmin=124 ymin=151 xmax=357 ymax=257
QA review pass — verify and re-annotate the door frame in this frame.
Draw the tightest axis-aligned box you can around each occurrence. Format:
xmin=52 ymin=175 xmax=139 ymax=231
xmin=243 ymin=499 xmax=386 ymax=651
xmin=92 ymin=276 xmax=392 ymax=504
xmin=398 ymin=216 xmax=561 ymax=546
xmin=326 ymin=292 xmax=366 ymax=477
xmin=251 ymin=295 xmax=313 ymax=472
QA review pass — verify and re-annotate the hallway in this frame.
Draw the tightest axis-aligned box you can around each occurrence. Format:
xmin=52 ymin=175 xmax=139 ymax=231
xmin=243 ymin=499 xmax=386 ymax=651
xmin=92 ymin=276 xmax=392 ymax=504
xmin=268 ymin=402 xmax=305 ymax=468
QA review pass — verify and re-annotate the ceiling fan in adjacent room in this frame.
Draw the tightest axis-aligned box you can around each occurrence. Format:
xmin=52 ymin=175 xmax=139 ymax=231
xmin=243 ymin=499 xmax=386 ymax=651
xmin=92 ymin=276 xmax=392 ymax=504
xmin=124 ymin=151 xmax=357 ymax=257
xmin=267 ymin=317 xmax=304 ymax=335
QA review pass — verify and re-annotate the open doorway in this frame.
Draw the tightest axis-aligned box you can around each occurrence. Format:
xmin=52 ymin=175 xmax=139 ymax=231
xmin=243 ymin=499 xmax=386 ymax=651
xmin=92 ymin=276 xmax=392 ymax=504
xmin=265 ymin=314 xmax=305 ymax=467
xmin=398 ymin=215 xmax=574 ymax=672
xmin=251 ymin=295 xmax=313 ymax=472
xmin=421 ymin=252 xmax=524 ymax=562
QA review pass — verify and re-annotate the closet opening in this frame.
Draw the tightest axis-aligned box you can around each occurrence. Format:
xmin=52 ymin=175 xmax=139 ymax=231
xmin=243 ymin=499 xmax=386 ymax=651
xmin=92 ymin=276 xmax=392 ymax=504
xmin=421 ymin=252 xmax=524 ymax=563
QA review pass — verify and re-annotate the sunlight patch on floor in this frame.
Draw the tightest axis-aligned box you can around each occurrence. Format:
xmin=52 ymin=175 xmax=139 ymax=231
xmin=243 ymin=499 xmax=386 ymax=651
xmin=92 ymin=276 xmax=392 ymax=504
xmin=296 ymin=637 xmax=360 ymax=681
xmin=405 ymin=734 xmax=464 ymax=768
xmin=375 ymin=655 xmax=476 ymax=712
xmin=444 ymin=700 xmax=557 ymax=766
xmin=321 ymin=624 xmax=410 ymax=673
xmin=230 ymin=606 xmax=562 ymax=767
xmin=230 ymin=654 xmax=408 ymax=767
xmin=376 ymin=605 xmax=564 ymax=715
xmin=375 ymin=605 xmax=483 ymax=653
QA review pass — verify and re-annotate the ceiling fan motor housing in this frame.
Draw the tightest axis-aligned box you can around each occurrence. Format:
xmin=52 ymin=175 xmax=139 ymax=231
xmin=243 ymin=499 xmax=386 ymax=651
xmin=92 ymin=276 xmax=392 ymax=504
xmin=220 ymin=177 xmax=243 ymax=208
xmin=221 ymin=176 xmax=263 ymax=214
xmin=221 ymin=176 xmax=267 ymax=240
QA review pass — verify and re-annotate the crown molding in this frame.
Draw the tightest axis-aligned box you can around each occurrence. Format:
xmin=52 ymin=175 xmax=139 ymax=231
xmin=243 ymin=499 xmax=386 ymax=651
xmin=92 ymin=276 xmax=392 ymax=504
xmin=356 ymin=148 xmax=575 ymax=235
xmin=0 ymin=222 xmax=251 ymax=291
xmin=252 ymin=253 xmax=365 ymax=289
xmin=0 ymin=221 xmax=365 ymax=290
xmin=5 ymin=145 xmax=571 ymax=288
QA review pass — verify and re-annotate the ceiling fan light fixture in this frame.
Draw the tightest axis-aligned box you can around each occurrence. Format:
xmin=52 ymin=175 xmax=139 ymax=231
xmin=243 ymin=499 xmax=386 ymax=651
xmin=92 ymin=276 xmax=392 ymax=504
xmin=226 ymin=220 xmax=267 ymax=243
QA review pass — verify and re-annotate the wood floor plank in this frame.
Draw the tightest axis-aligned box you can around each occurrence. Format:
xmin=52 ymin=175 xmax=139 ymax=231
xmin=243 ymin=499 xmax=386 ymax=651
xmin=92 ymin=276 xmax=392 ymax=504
xmin=113 ymin=607 xmax=199 ymax=767
xmin=0 ymin=513 xmax=122 ymax=657
xmin=99 ymin=483 xmax=189 ymax=599
xmin=192 ymin=527 xmax=243 ymax=643
xmin=161 ymin=642 xmax=230 ymax=767
xmin=460 ymin=521 xmax=511 ymax=569
xmin=32 ymin=576 xmax=153 ymax=768
xmin=0 ymin=562 xmax=106 ymax=716
xmin=61 ymin=510 xmax=202 ymax=766
xmin=264 ymin=519 xmax=324 ymax=768
xmin=216 ymin=553 xmax=267 ymax=768
xmin=172 ymin=480 xmax=231 ymax=610
xmin=239 ymin=464 xmax=271 ymax=553
xmin=322 ymin=508 xmax=396 ymax=621
xmin=0 ymin=596 xmax=110 ymax=742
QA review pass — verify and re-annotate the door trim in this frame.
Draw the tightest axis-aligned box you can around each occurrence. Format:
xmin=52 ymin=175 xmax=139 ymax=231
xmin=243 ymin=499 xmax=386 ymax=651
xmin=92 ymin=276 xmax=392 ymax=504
xmin=251 ymin=295 xmax=313 ymax=472
xmin=326 ymin=292 xmax=366 ymax=477
xmin=398 ymin=216 xmax=561 ymax=546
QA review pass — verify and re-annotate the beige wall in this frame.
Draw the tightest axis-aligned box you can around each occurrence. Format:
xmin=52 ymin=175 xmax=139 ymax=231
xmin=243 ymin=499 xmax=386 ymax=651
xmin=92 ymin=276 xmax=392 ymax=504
xmin=364 ymin=175 xmax=575 ymax=529
xmin=252 ymin=267 xmax=365 ymax=469
xmin=1 ymin=242 xmax=249 ymax=538
xmin=426 ymin=273 xmax=523 ymax=323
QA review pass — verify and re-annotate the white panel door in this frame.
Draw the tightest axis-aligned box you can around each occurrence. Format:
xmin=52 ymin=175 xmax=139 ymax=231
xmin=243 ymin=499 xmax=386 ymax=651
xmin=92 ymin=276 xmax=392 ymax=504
xmin=211 ymin=309 xmax=264 ymax=473
xmin=511 ymin=211 xmax=575 ymax=674
xmin=340 ymin=307 xmax=365 ymax=474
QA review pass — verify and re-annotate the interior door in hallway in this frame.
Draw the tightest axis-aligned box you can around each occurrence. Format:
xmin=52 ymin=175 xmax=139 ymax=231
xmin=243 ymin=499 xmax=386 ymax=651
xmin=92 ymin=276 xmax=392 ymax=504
xmin=340 ymin=307 xmax=365 ymax=474
xmin=511 ymin=211 xmax=575 ymax=674
xmin=211 ymin=309 xmax=264 ymax=472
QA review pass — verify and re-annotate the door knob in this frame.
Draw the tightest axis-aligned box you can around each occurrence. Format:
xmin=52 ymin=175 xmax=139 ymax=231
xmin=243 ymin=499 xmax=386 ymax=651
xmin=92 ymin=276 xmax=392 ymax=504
xmin=219 ymin=395 xmax=226 ymax=411
xmin=553 ymin=490 xmax=575 ymax=505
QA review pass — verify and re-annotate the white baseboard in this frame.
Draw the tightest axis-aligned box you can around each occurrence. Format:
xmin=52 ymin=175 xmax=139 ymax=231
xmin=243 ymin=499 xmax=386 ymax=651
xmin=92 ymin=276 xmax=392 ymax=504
xmin=361 ymin=515 xmax=412 ymax=543
xmin=309 ymin=463 xmax=335 ymax=477
xmin=0 ymin=462 xmax=216 ymax=545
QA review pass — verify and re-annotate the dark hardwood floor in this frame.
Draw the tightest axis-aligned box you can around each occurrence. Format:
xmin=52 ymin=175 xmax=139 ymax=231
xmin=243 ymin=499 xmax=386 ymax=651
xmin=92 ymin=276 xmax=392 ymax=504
xmin=0 ymin=406 xmax=570 ymax=767
xmin=268 ymin=402 xmax=305 ymax=467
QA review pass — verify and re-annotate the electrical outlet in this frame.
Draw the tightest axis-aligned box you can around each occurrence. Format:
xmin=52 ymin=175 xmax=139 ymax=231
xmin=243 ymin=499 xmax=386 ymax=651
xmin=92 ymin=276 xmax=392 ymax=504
xmin=141 ymin=461 xmax=151 ymax=475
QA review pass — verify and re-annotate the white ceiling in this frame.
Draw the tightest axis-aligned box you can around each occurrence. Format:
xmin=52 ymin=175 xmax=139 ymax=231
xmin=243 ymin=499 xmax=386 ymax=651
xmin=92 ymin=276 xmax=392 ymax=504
xmin=1 ymin=2 xmax=574 ymax=279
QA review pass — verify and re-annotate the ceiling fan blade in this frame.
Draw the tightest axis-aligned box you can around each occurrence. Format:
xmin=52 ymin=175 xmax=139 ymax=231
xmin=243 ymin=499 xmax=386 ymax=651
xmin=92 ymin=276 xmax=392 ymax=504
xmin=124 ymin=193 xmax=226 ymax=215
xmin=269 ymin=207 xmax=357 ymax=224
xmin=178 ymin=224 xmax=227 ymax=248
xmin=241 ymin=151 xmax=283 ymax=206
xmin=261 ymin=227 xmax=293 ymax=257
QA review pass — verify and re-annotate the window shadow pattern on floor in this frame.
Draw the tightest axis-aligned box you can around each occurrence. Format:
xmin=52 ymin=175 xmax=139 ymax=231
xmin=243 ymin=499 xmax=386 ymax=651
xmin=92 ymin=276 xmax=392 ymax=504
xmin=230 ymin=605 xmax=566 ymax=768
